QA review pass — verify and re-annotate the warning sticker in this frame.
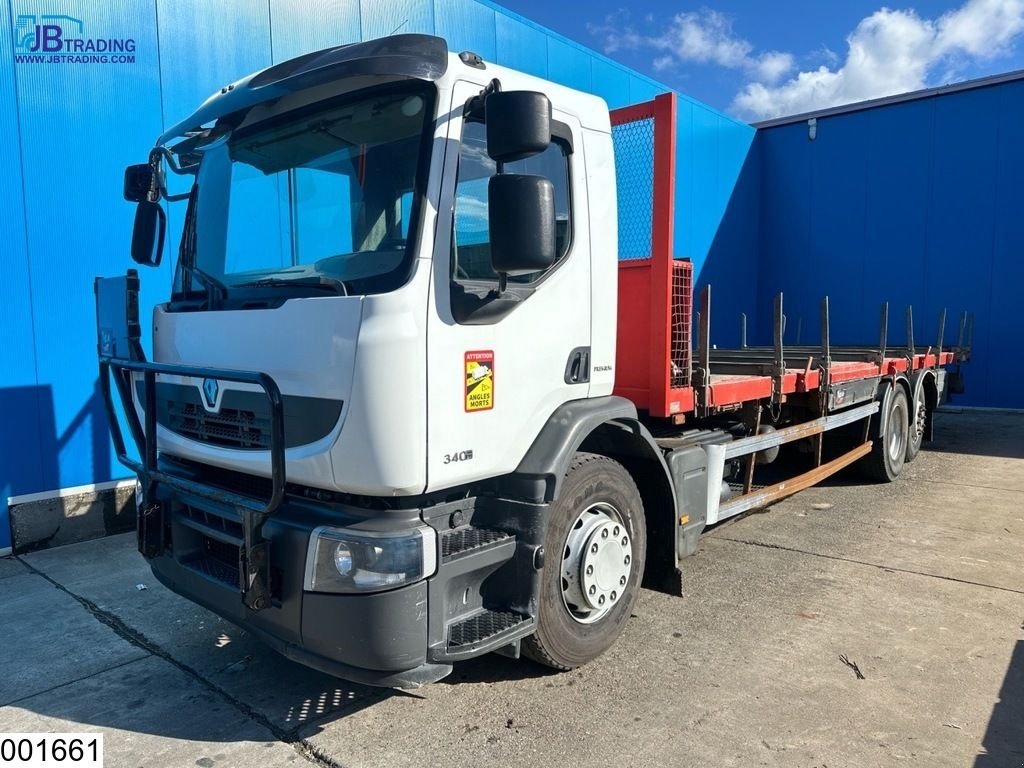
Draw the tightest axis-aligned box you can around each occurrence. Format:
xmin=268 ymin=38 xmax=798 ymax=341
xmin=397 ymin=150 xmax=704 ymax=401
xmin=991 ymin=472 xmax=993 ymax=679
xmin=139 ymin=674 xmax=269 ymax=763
xmin=465 ymin=350 xmax=494 ymax=412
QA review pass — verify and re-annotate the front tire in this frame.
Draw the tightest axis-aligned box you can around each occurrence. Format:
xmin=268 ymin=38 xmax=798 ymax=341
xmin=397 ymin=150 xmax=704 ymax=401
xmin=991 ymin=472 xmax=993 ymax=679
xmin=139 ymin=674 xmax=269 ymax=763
xmin=523 ymin=452 xmax=647 ymax=670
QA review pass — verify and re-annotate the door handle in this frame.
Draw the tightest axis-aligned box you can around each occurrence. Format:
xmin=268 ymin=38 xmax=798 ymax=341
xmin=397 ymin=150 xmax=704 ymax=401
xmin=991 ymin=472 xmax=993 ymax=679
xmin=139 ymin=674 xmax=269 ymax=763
xmin=564 ymin=347 xmax=591 ymax=385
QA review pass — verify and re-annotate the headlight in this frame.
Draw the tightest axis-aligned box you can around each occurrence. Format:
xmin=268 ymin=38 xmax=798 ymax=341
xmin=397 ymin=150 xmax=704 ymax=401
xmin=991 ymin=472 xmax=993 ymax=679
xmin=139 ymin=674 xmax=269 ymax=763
xmin=304 ymin=526 xmax=437 ymax=594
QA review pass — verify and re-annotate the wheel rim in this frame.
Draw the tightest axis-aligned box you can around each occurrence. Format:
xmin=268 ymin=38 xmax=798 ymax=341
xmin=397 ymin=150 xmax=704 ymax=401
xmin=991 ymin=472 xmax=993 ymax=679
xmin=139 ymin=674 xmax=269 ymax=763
xmin=911 ymin=398 xmax=926 ymax=445
xmin=560 ymin=502 xmax=632 ymax=625
xmin=888 ymin=402 xmax=907 ymax=461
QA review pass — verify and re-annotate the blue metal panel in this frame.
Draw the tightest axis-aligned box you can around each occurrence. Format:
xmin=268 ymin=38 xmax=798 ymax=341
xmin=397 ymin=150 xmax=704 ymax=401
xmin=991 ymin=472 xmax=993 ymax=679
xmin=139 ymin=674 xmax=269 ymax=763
xmin=756 ymin=124 xmax=811 ymax=343
xmin=684 ymin=105 xmax=721 ymax=272
xmin=0 ymin=0 xmax=35 ymax=548
xmin=270 ymin=0 xmax=360 ymax=61
xmin=546 ymin=36 xmax=590 ymax=93
xmin=757 ymin=115 xmax=871 ymax=346
xmin=862 ymin=100 xmax=931 ymax=343
xmin=494 ymin=12 xmax=546 ymax=79
xmin=433 ymin=0 xmax=495 ymax=61
xmin=987 ymin=81 xmax=1024 ymax=408
xmin=157 ymin=0 xmax=276 ymax=323
xmin=923 ymin=88 xmax=998 ymax=406
xmin=756 ymin=83 xmax=1022 ymax=406
xmin=12 ymin=0 xmax=165 ymax=489
xmin=673 ymin=98 xmax=694 ymax=261
xmin=158 ymin=0 xmax=272 ymax=119
xmin=628 ymin=75 xmax=660 ymax=105
xmin=588 ymin=57 xmax=630 ymax=109
xmin=359 ymin=0 xmax=434 ymax=40
xmin=694 ymin=114 xmax=758 ymax=348
xmin=805 ymin=112 xmax=869 ymax=344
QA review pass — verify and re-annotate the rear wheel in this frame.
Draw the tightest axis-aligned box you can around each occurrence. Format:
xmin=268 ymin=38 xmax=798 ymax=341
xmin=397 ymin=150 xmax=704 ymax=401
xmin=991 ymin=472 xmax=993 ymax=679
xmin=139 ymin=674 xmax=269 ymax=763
xmin=523 ymin=452 xmax=647 ymax=670
xmin=905 ymin=387 xmax=927 ymax=462
xmin=862 ymin=386 xmax=909 ymax=482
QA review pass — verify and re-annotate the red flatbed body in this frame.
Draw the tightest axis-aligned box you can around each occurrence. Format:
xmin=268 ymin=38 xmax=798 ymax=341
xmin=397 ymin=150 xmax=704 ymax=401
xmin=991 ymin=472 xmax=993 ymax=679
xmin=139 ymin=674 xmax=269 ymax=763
xmin=609 ymin=94 xmax=968 ymax=421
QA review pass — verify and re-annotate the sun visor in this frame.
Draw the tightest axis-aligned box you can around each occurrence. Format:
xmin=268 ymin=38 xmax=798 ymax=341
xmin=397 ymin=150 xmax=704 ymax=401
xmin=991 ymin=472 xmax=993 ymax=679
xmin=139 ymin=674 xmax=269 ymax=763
xmin=158 ymin=34 xmax=447 ymax=146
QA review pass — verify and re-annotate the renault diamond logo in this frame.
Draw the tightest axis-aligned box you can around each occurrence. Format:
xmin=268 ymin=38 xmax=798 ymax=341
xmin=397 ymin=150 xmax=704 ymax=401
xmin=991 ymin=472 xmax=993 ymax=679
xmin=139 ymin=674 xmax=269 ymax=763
xmin=202 ymin=378 xmax=219 ymax=409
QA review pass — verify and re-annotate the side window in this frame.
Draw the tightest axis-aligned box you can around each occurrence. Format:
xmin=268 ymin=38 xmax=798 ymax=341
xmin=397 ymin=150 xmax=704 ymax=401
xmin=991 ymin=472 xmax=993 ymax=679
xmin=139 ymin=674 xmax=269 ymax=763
xmin=452 ymin=119 xmax=572 ymax=284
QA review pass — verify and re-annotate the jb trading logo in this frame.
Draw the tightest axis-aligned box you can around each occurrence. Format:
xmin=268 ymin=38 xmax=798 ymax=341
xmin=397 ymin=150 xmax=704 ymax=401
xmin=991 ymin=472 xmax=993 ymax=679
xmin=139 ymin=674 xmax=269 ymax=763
xmin=14 ymin=14 xmax=136 ymax=64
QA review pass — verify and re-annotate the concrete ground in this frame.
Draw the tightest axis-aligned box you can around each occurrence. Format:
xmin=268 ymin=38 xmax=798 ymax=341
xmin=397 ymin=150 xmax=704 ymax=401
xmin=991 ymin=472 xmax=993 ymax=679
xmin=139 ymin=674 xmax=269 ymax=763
xmin=1 ymin=410 xmax=1021 ymax=768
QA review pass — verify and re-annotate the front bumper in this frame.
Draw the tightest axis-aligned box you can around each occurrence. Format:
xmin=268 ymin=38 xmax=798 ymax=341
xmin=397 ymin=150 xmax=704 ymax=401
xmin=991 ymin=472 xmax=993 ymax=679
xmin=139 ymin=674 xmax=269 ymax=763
xmin=145 ymin=475 xmax=544 ymax=688
xmin=148 ymin=544 xmax=445 ymax=688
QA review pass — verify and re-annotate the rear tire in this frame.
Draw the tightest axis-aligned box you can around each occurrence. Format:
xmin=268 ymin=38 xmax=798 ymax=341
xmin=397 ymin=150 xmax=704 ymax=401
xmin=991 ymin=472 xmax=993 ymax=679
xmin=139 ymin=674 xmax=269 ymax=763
xmin=862 ymin=386 xmax=909 ymax=482
xmin=523 ymin=452 xmax=647 ymax=671
xmin=905 ymin=387 xmax=927 ymax=462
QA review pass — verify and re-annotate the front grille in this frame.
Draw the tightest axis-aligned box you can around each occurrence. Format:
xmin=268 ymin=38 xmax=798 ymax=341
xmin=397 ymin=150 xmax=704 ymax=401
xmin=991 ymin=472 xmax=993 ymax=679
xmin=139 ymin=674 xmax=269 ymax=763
xmin=180 ymin=504 xmax=244 ymax=538
xmin=167 ymin=401 xmax=270 ymax=450
xmin=181 ymin=536 xmax=241 ymax=589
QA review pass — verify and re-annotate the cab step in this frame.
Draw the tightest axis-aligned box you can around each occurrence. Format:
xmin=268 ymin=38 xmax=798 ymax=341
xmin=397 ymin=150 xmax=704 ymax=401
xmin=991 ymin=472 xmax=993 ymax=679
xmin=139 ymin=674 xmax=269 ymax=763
xmin=441 ymin=526 xmax=514 ymax=562
xmin=446 ymin=609 xmax=534 ymax=658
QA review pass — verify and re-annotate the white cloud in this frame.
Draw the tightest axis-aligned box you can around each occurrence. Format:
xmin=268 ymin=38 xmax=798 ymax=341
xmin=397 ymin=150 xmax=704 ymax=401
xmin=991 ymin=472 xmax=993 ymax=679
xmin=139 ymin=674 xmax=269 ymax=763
xmin=755 ymin=51 xmax=796 ymax=84
xmin=588 ymin=8 xmax=795 ymax=84
xmin=733 ymin=0 xmax=1024 ymax=120
xmin=652 ymin=55 xmax=675 ymax=72
xmin=660 ymin=10 xmax=753 ymax=69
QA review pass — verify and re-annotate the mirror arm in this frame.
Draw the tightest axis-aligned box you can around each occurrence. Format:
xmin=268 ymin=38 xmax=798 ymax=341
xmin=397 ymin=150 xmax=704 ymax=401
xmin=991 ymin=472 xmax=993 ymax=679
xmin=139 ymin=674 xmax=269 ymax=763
xmin=154 ymin=146 xmax=191 ymax=176
xmin=465 ymin=77 xmax=502 ymax=118
xmin=149 ymin=146 xmax=195 ymax=202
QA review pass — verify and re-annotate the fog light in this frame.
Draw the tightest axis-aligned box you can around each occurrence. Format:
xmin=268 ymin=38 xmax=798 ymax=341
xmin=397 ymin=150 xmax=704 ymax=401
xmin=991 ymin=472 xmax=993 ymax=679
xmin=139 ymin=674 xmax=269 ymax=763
xmin=333 ymin=542 xmax=354 ymax=576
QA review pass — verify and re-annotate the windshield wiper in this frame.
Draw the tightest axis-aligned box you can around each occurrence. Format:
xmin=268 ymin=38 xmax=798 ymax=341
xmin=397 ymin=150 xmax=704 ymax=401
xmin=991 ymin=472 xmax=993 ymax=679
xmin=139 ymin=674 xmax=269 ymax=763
xmin=181 ymin=261 xmax=229 ymax=302
xmin=178 ymin=183 xmax=228 ymax=308
xmin=237 ymin=276 xmax=349 ymax=295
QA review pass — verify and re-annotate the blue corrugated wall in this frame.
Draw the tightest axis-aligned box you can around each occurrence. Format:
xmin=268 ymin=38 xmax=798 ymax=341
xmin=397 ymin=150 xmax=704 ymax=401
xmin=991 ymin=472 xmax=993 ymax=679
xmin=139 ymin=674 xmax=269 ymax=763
xmin=0 ymin=0 xmax=755 ymax=547
xmin=756 ymin=80 xmax=1024 ymax=409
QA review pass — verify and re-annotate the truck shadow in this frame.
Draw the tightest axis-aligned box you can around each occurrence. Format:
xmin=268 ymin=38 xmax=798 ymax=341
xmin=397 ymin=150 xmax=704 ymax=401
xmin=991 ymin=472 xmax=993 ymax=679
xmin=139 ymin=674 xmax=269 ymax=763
xmin=438 ymin=652 xmax=555 ymax=686
xmin=923 ymin=410 xmax=1024 ymax=460
xmin=975 ymin=637 xmax=1024 ymax=767
xmin=0 ymin=380 xmax=122 ymax=552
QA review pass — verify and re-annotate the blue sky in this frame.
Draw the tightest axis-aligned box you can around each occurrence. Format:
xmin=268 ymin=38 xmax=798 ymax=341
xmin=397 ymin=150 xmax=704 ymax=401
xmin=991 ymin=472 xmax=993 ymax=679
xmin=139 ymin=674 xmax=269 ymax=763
xmin=499 ymin=0 xmax=1024 ymax=120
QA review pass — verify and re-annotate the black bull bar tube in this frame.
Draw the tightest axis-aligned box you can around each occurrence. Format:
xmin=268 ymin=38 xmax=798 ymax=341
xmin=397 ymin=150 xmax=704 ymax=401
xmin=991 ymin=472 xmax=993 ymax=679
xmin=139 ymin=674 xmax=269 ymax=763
xmin=98 ymin=356 xmax=286 ymax=611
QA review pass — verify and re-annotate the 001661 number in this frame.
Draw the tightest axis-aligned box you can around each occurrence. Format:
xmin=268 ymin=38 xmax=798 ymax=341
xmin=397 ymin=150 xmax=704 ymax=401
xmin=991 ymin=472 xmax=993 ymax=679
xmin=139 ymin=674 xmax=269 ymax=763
xmin=0 ymin=734 xmax=103 ymax=767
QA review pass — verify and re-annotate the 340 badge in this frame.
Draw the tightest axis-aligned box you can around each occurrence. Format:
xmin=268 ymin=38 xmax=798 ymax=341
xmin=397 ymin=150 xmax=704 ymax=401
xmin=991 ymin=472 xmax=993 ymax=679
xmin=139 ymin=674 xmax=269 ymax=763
xmin=464 ymin=350 xmax=494 ymax=412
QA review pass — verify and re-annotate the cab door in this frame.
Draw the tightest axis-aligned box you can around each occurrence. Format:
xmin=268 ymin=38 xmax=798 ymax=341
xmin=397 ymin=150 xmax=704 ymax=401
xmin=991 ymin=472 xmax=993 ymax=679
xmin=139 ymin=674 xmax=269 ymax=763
xmin=425 ymin=79 xmax=592 ymax=491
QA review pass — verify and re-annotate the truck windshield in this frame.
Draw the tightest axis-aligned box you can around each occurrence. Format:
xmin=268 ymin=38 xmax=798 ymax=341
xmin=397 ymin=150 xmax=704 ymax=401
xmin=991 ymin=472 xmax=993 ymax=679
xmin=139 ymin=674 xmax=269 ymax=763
xmin=184 ymin=83 xmax=433 ymax=297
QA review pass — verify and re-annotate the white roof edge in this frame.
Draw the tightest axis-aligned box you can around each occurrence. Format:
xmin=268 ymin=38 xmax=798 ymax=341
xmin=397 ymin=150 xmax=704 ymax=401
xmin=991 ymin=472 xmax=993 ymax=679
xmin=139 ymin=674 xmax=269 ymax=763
xmin=754 ymin=68 xmax=1024 ymax=129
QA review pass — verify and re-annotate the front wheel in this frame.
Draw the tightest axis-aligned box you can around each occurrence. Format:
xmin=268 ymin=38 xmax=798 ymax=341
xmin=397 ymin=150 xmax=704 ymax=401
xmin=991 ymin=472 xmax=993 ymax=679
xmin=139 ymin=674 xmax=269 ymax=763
xmin=523 ymin=452 xmax=647 ymax=670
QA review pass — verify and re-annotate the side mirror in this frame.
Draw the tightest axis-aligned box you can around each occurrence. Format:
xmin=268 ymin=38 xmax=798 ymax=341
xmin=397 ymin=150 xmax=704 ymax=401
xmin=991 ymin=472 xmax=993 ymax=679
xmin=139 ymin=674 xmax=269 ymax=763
xmin=124 ymin=163 xmax=157 ymax=202
xmin=131 ymin=201 xmax=166 ymax=267
xmin=485 ymin=91 xmax=551 ymax=163
xmin=488 ymin=174 xmax=556 ymax=275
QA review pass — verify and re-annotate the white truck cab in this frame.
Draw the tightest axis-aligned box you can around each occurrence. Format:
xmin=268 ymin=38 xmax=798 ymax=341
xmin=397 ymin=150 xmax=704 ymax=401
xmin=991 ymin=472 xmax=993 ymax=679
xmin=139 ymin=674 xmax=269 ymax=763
xmin=148 ymin=38 xmax=618 ymax=497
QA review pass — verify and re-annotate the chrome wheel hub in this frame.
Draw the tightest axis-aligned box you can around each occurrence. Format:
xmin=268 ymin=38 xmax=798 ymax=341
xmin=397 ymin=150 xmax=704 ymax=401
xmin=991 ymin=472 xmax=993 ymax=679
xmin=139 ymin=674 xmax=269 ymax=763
xmin=561 ymin=503 xmax=632 ymax=624
xmin=912 ymin=399 xmax=926 ymax=443
xmin=888 ymin=405 xmax=906 ymax=460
